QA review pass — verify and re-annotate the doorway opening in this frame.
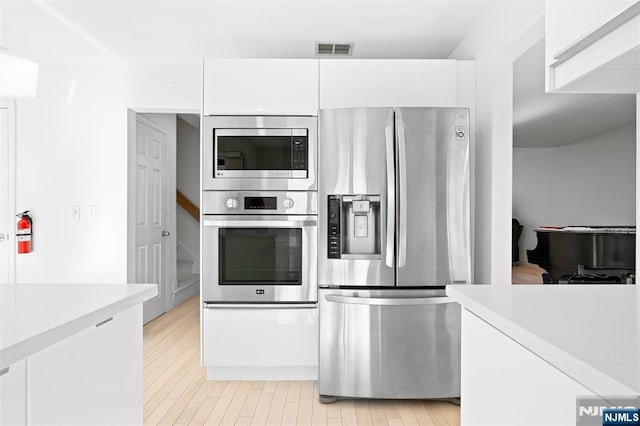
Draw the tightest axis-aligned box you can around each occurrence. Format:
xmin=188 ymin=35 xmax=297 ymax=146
xmin=127 ymin=110 xmax=200 ymax=324
xmin=511 ymin=38 xmax=637 ymax=285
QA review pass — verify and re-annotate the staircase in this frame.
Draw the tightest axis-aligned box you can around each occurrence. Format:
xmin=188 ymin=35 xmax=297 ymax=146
xmin=174 ymin=241 xmax=199 ymax=306
xmin=177 ymin=258 xmax=199 ymax=291
xmin=175 ymin=190 xmax=200 ymax=306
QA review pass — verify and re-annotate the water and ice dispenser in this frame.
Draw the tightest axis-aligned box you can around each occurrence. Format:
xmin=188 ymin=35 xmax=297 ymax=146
xmin=327 ymin=195 xmax=381 ymax=259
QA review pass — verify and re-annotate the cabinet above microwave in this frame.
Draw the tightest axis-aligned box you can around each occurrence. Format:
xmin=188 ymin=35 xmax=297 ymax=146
xmin=203 ymin=59 xmax=319 ymax=115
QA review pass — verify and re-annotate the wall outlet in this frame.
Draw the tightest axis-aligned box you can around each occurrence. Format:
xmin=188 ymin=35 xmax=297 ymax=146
xmin=71 ymin=205 xmax=80 ymax=221
xmin=88 ymin=205 xmax=97 ymax=220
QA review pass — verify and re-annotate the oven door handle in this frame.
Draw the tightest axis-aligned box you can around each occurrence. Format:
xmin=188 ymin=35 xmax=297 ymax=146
xmin=204 ymin=303 xmax=317 ymax=309
xmin=204 ymin=219 xmax=317 ymax=227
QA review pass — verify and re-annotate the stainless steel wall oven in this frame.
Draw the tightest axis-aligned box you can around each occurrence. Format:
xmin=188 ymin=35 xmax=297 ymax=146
xmin=202 ymin=191 xmax=318 ymax=304
xmin=202 ymin=116 xmax=317 ymax=191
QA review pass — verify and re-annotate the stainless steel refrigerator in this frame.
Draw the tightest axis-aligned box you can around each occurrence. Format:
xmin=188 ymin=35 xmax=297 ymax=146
xmin=318 ymin=107 xmax=471 ymax=401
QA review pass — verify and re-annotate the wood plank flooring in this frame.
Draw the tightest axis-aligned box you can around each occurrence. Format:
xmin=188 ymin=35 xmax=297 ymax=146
xmin=143 ymin=295 xmax=460 ymax=425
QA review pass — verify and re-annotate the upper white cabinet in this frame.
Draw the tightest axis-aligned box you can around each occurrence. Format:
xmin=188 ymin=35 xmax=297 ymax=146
xmin=546 ymin=0 xmax=640 ymax=93
xmin=319 ymin=60 xmax=474 ymax=108
xmin=203 ymin=59 xmax=319 ymax=115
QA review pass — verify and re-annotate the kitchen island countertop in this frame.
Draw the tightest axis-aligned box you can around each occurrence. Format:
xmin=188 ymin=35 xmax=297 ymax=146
xmin=446 ymin=284 xmax=640 ymax=396
xmin=0 ymin=283 xmax=157 ymax=370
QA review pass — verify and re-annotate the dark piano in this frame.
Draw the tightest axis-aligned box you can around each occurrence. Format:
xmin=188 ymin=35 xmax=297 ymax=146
xmin=527 ymin=226 xmax=635 ymax=284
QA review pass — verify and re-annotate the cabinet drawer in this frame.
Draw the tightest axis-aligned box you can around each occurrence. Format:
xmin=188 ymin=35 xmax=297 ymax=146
xmin=318 ymin=289 xmax=460 ymax=399
xmin=203 ymin=307 xmax=318 ymax=368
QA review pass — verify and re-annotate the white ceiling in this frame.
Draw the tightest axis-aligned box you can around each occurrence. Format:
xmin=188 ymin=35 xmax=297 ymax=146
xmin=3 ymin=1 xmax=634 ymax=147
xmin=513 ymin=38 xmax=635 ymax=148
xmin=2 ymin=1 xmax=496 ymax=66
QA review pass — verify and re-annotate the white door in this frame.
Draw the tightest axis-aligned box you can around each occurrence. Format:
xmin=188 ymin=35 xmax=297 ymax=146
xmin=136 ymin=117 xmax=169 ymax=323
xmin=0 ymin=103 xmax=15 ymax=284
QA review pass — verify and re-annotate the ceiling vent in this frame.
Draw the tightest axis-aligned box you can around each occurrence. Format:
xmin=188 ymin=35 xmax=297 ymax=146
xmin=316 ymin=42 xmax=354 ymax=56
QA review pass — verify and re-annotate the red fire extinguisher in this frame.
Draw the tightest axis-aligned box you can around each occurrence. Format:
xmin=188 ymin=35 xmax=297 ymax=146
xmin=16 ymin=211 xmax=32 ymax=254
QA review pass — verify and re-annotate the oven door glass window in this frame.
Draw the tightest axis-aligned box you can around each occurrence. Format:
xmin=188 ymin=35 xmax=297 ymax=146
xmin=218 ymin=228 xmax=302 ymax=285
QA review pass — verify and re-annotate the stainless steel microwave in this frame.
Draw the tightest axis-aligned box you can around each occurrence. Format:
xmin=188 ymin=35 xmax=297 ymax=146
xmin=202 ymin=116 xmax=317 ymax=191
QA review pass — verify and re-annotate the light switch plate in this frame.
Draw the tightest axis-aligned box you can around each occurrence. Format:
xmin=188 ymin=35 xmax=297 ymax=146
xmin=71 ymin=205 xmax=80 ymax=221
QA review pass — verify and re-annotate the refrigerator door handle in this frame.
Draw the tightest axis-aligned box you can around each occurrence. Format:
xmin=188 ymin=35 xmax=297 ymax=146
xmin=385 ymin=125 xmax=395 ymax=268
xmin=324 ymin=294 xmax=454 ymax=306
xmin=397 ymin=124 xmax=408 ymax=268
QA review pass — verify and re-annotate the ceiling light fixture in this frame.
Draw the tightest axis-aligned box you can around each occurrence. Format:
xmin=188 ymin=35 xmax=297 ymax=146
xmin=0 ymin=49 xmax=39 ymax=98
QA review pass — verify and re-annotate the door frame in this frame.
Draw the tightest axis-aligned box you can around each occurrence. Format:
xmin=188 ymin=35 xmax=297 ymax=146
xmin=0 ymin=99 xmax=16 ymax=284
xmin=126 ymin=107 xmax=199 ymax=318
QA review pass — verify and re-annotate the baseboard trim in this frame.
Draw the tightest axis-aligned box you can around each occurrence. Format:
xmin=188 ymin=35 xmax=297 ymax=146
xmin=206 ymin=366 xmax=318 ymax=381
xmin=172 ymin=280 xmax=199 ymax=307
xmin=173 ymin=278 xmax=199 ymax=295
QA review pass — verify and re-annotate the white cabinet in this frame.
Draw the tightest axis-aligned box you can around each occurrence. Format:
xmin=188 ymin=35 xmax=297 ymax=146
xmin=203 ymin=307 xmax=318 ymax=380
xmin=461 ymin=308 xmax=595 ymax=425
xmin=0 ymin=359 xmax=26 ymax=425
xmin=29 ymin=306 xmax=143 ymax=425
xmin=319 ymin=59 xmax=474 ymax=108
xmin=546 ymin=0 xmax=640 ymax=93
xmin=203 ymin=59 xmax=319 ymax=115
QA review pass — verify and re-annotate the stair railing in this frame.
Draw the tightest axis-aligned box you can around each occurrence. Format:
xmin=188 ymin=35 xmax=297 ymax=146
xmin=177 ymin=190 xmax=199 ymax=222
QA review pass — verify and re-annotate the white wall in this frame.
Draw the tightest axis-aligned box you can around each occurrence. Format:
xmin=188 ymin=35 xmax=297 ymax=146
xmin=176 ymin=116 xmax=200 ymax=262
xmin=513 ymin=125 xmax=636 ymax=264
xmin=15 ymin=65 xmax=200 ymax=284
xmin=449 ymin=2 xmax=545 ymax=284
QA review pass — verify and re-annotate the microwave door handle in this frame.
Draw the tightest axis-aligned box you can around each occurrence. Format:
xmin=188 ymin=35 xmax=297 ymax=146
xmin=385 ymin=125 xmax=395 ymax=268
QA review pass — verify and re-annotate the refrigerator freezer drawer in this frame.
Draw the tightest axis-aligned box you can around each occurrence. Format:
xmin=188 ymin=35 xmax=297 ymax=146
xmin=318 ymin=289 xmax=461 ymax=399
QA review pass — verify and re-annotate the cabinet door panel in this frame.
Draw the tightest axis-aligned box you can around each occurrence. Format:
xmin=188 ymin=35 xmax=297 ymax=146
xmin=203 ymin=59 xmax=319 ymax=115
xmin=0 ymin=359 xmax=26 ymax=425
xmin=29 ymin=306 xmax=143 ymax=425
xmin=546 ymin=1 xmax=636 ymax=60
xmin=461 ymin=308 xmax=595 ymax=425
xmin=319 ymin=60 xmax=459 ymax=108
xmin=203 ymin=307 xmax=318 ymax=368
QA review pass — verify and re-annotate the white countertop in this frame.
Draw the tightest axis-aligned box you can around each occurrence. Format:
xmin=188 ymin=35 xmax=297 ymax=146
xmin=0 ymin=283 xmax=157 ymax=370
xmin=446 ymin=284 xmax=640 ymax=397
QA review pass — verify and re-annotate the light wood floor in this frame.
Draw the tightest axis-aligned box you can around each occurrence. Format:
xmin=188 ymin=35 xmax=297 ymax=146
xmin=143 ymin=295 xmax=461 ymax=425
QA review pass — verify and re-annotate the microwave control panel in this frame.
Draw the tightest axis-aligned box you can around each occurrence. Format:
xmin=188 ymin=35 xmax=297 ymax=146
xmin=292 ymin=136 xmax=308 ymax=171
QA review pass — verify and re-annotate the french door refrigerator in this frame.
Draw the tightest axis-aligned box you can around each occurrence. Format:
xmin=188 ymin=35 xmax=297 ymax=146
xmin=318 ymin=107 xmax=471 ymax=401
